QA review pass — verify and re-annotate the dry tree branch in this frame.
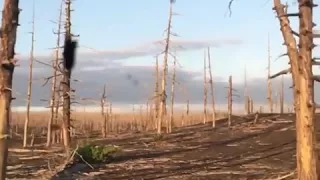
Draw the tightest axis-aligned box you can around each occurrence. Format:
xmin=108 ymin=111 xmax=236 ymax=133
xmin=228 ymin=0 xmax=236 ymax=17
xmin=269 ymin=68 xmax=291 ymax=79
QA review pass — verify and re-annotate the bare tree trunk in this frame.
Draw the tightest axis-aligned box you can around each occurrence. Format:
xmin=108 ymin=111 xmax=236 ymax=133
xmin=273 ymin=0 xmax=319 ymax=178
xmin=146 ymin=101 xmax=149 ymax=130
xmin=54 ymin=90 xmax=61 ymax=144
xmin=139 ymin=105 xmax=143 ymax=130
xmin=203 ymin=50 xmax=207 ymax=124
xmin=267 ymin=34 xmax=273 ymax=113
xmin=23 ymin=1 xmax=35 ymax=148
xmin=274 ymin=92 xmax=278 ymax=113
xmin=207 ymin=47 xmax=216 ymax=128
xmin=109 ymin=103 xmax=112 ymax=132
xmin=228 ymin=76 xmax=232 ymax=127
xmin=62 ymin=0 xmax=72 ymax=155
xmin=154 ymin=56 xmax=159 ymax=129
xmin=250 ymin=98 xmax=254 ymax=113
xmin=0 ymin=0 xmax=20 ymax=178
xmin=168 ymin=54 xmax=177 ymax=133
xmin=158 ymin=1 xmax=175 ymax=134
xmin=296 ymin=0 xmax=319 ymax=178
xmin=133 ymin=105 xmax=137 ymax=131
xmin=186 ymin=100 xmax=189 ymax=126
xmin=280 ymin=75 xmax=284 ymax=114
xmin=101 ymin=85 xmax=107 ymax=138
xmin=244 ymin=64 xmax=250 ymax=115
xmin=47 ymin=1 xmax=63 ymax=147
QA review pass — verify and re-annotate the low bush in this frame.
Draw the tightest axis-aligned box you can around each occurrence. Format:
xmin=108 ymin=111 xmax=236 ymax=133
xmin=76 ymin=144 xmax=120 ymax=163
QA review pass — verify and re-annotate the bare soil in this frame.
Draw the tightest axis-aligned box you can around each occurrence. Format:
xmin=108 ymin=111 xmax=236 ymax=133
xmin=7 ymin=113 xmax=306 ymax=179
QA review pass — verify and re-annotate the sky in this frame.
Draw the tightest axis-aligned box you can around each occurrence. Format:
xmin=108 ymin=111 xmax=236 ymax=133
xmin=12 ymin=0 xmax=290 ymax=79
xmin=1 ymin=0 xmax=320 ymax=112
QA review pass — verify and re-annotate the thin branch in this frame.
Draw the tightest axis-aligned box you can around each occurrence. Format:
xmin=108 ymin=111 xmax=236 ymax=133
xmin=269 ymin=68 xmax=291 ymax=79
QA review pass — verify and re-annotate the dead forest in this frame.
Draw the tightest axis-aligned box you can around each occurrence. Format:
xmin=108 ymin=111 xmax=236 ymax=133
xmin=0 ymin=0 xmax=319 ymax=179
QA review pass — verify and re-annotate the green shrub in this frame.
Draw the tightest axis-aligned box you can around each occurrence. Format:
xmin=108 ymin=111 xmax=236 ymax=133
xmin=152 ymin=134 xmax=164 ymax=141
xmin=76 ymin=144 xmax=120 ymax=163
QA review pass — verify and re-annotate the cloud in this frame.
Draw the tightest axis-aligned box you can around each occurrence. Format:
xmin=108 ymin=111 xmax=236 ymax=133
xmin=10 ymin=59 xmax=301 ymax=110
xmin=14 ymin=37 xmax=243 ymax=74
xmin=10 ymin=37 xmax=259 ymax=108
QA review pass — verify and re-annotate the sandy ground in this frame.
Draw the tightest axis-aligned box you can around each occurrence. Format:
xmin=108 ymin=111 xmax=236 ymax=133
xmin=7 ymin=113 xmax=302 ymax=180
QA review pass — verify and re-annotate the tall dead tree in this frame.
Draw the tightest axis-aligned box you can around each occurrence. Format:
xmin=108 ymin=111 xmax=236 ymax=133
xmin=203 ymin=50 xmax=208 ymax=124
xmin=0 ymin=0 xmax=20 ymax=178
xmin=23 ymin=1 xmax=35 ymax=148
xmin=47 ymin=1 xmax=63 ymax=147
xmin=158 ymin=0 xmax=176 ymax=134
xmin=207 ymin=48 xmax=216 ymax=128
xmin=267 ymin=34 xmax=273 ymax=113
xmin=168 ymin=54 xmax=177 ymax=133
xmin=271 ymin=0 xmax=319 ymax=178
xmin=62 ymin=0 xmax=77 ymax=155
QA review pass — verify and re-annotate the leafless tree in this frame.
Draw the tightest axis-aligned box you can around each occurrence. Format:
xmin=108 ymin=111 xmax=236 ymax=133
xmin=23 ymin=0 xmax=35 ymax=148
xmin=158 ymin=0 xmax=176 ymax=134
xmin=207 ymin=47 xmax=216 ymax=128
xmin=0 ymin=0 xmax=20 ymax=178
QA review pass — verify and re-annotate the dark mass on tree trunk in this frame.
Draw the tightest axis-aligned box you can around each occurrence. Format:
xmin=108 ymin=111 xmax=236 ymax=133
xmin=63 ymin=37 xmax=77 ymax=71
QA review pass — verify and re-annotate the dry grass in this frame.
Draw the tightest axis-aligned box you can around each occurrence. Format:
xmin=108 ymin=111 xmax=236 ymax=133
xmin=10 ymin=110 xmax=229 ymax=136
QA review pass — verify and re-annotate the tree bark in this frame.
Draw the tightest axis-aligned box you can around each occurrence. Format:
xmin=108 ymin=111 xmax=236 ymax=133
xmin=62 ymin=0 xmax=72 ymax=155
xmin=296 ymin=0 xmax=319 ymax=178
xmin=0 ymin=0 xmax=20 ymax=179
xmin=273 ymin=0 xmax=319 ymax=178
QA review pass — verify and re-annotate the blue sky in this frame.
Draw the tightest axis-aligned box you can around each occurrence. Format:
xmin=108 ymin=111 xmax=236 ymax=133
xmin=3 ymin=0 xmax=315 ymax=83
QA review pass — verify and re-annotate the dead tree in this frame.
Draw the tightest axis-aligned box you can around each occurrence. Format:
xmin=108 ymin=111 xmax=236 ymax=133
xmin=158 ymin=0 xmax=176 ymax=134
xmin=227 ymin=76 xmax=239 ymax=127
xmin=109 ymin=102 xmax=112 ymax=132
xmin=168 ymin=54 xmax=177 ymax=133
xmin=154 ymin=56 xmax=159 ymax=129
xmin=46 ymin=1 xmax=63 ymax=147
xmin=280 ymin=75 xmax=284 ymax=114
xmin=228 ymin=76 xmax=232 ymax=127
xmin=0 ymin=0 xmax=20 ymax=178
xmin=101 ymin=85 xmax=107 ymax=138
xmin=270 ymin=0 xmax=319 ymax=178
xmin=132 ymin=104 xmax=137 ymax=131
xmin=203 ymin=50 xmax=208 ymax=124
xmin=146 ymin=101 xmax=149 ymax=130
xmin=249 ymin=97 xmax=254 ymax=113
xmin=244 ymin=64 xmax=250 ymax=115
xmin=186 ymin=100 xmax=190 ymax=125
xmin=267 ymin=34 xmax=273 ymax=113
xmin=23 ymin=1 xmax=35 ymax=148
xmin=61 ymin=0 xmax=77 ymax=155
xmin=207 ymin=48 xmax=216 ymax=128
